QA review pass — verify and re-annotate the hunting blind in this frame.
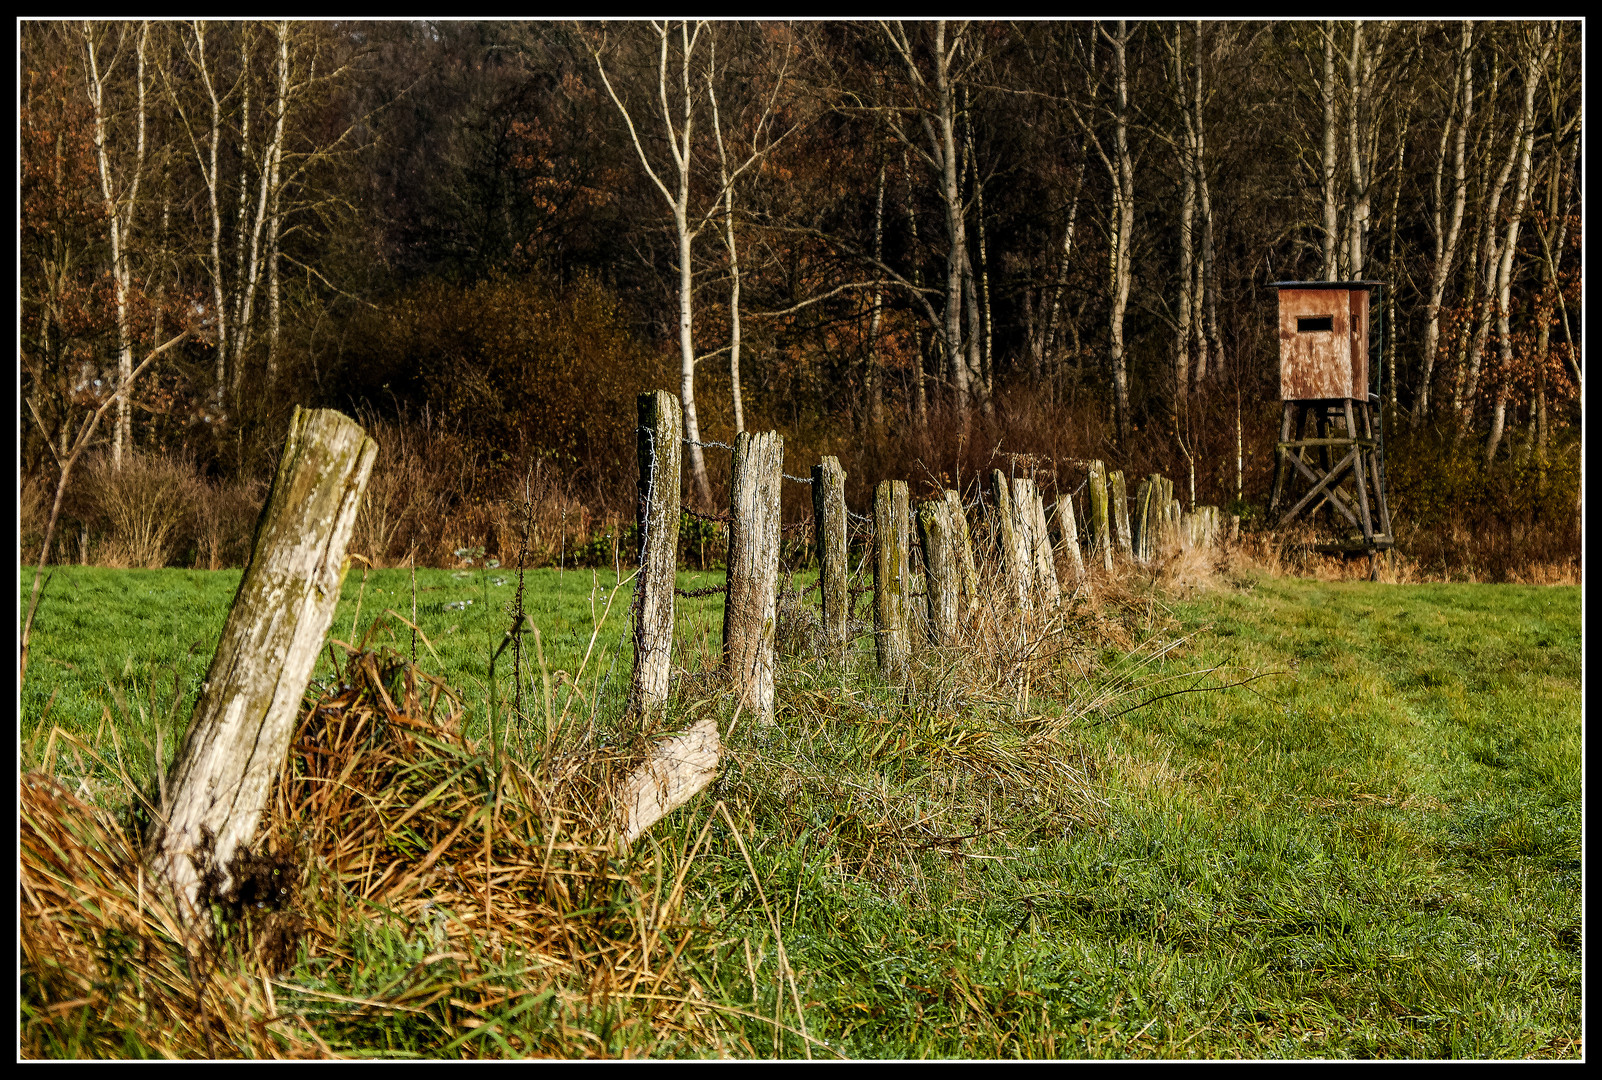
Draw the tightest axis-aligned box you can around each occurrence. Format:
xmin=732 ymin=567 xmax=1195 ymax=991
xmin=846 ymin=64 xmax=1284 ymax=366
xmin=1268 ymin=281 xmax=1394 ymax=554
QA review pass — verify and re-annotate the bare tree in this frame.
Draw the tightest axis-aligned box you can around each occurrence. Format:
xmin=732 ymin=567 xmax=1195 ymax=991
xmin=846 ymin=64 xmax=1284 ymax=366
xmin=1415 ymin=24 xmax=1474 ymax=426
xmin=82 ymin=20 xmax=150 ymax=469
xmin=1483 ymin=23 xmax=1556 ymax=466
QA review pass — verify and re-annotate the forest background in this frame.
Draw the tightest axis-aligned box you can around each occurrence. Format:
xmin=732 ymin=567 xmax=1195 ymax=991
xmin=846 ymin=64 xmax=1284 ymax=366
xmin=18 ymin=20 xmax=1582 ymax=582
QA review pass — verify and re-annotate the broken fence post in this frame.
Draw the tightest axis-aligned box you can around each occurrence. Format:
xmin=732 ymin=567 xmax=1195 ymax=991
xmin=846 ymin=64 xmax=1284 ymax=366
xmin=1029 ymin=488 xmax=1061 ymax=608
xmin=725 ymin=430 xmax=783 ymax=725
xmin=149 ymin=406 xmax=377 ymax=917
xmin=945 ymin=488 xmax=979 ymax=615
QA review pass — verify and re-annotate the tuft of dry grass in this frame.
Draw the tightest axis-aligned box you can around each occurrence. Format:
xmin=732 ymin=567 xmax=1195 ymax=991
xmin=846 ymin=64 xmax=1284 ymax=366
xmin=20 ymin=644 xmax=745 ymax=1059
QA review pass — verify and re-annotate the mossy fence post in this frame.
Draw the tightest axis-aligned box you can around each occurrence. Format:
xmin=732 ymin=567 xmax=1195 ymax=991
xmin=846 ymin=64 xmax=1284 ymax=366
xmin=630 ymin=390 xmax=682 ymax=717
xmin=917 ymin=497 xmax=960 ymax=645
xmin=148 ymin=406 xmax=377 ymax=918
xmin=873 ymin=479 xmax=910 ymax=676
xmin=812 ymin=456 xmax=848 ymax=660
xmin=1088 ymin=460 xmax=1114 ymax=573
xmin=1110 ymin=470 xmax=1133 ymax=560
xmin=724 ymin=430 xmax=783 ymax=724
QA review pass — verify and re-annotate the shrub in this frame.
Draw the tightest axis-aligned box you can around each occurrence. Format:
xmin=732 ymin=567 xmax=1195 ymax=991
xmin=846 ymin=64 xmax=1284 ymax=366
xmin=81 ymin=452 xmax=201 ymax=569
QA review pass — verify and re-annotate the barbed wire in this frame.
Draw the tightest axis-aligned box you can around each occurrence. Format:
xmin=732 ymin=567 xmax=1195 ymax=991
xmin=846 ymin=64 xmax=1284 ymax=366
xmin=675 ymin=581 xmax=727 ymax=598
xmin=683 ymin=437 xmax=735 ymax=451
xmin=681 ymin=504 xmax=732 ymax=524
xmin=783 ymin=473 xmax=814 ymax=484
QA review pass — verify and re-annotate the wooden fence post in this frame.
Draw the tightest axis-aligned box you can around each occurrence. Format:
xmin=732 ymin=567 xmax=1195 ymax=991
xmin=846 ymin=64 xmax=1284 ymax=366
xmin=1028 ymin=488 xmax=1061 ymax=608
xmin=725 ymin=431 xmax=783 ymax=724
xmin=149 ymin=407 xmax=376 ymax=916
xmin=991 ymin=470 xmax=1030 ymax=607
xmin=944 ymin=489 xmax=979 ymax=615
xmin=1133 ymin=476 xmax=1156 ymax=564
xmin=1110 ymin=470 xmax=1133 ymax=560
xmin=631 ymin=391 xmax=682 ymax=716
xmin=812 ymin=456 xmax=848 ymax=661
xmin=1010 ymin=477 xmax=1038 ymax=608
xmin=1054 ymin=495 xmax=1088 ymax=587
xmin=873 ymin=480 xmax=910 ymax=676
xmin=1088 ymin=461 xmax=1114 ymax=573
xmin=917 ymin=498 xmax=960 ymax=645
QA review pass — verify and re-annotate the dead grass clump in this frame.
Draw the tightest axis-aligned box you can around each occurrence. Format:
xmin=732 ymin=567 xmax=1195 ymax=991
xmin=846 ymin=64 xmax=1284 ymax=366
xmin=21 ymin=647 xmax=731 ymax=1059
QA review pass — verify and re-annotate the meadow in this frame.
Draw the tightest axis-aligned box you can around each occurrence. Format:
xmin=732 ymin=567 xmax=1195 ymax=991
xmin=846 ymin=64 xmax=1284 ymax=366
xmin=18 ymin=565 xmax=1582 ymax=1059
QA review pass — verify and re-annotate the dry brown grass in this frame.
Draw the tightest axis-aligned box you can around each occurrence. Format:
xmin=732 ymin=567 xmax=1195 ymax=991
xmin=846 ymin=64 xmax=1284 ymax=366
xmin=20 ymin=645 xmax=744 ymax=1059
xmin=80 ymin=451 xmax=202 ymax=569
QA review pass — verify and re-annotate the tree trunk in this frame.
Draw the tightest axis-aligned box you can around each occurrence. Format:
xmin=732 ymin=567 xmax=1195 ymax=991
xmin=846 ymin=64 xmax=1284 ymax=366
xmin=724 ymin=430 xmax=782 ymax=724
xmin=812 ymin=456 xmax=848 ymax=660
xmin=149 ymin=407 xmax=377 ymax=917
xmin=1418 ymin=26 xmax=1473 ymax=426
xmin=1321 ymin=21 xmax=1340 ymax=279
xmin=632 ymin=391 xmax=683 ymax=716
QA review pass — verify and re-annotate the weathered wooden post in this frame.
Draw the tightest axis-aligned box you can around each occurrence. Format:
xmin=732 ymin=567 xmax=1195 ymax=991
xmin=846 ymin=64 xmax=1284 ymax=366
xmin=1133 ymin=476 xmax=1156 ymax=564
xmin=149 ymin=407 xmax=376 ymax=916
xmin=725 ymin=431 xmax=783 ymax=724
xmin=1028 ymin=489 xmax=1061 ymax=608
xmin=917 ymin=498 xmax=960 ymax=645
xmin=1087 ymin=461 xmax=1114 ymax=573
xmin=1054 ymin=495 xmax=1088 ymax=587
xmin=944 ymin=489 xmax=979 ymax=614
xmin=1109 ymin=470 xmax=1133 ymax=560
xmin=873 ymin=480 xmax=910 ymax=676
xmin=1010 ymin=477 xmax=1039 ymax=607
xmin=991 ymin=470 xmax=1030 ymax=607
xmin=812 ymin=456 xmax=848 ymax=660
xmin=630 ymin=391 xmax=683 ymax=716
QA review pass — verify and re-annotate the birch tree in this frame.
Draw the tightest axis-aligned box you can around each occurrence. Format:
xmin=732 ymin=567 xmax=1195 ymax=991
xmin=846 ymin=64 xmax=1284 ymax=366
xmin=1483 ymin=23 xmax=1556 ymax=466
xmin=590 ymin=22 xmax=791 ymax=504
xmin=82 ymin=20 xmax=150 ymax=469
xmin=1415 ymin=24 xmax=1474 ymax=425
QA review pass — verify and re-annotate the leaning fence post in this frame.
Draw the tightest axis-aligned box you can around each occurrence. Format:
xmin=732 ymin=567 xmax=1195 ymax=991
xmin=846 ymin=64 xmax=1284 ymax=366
xmin=1088 ymin=461 xmax=1114 ymax=573
xmin=148 ymin=406 xmax=377 ymax=918
xmin=917 ymin=498 xmax=960 ymax=645
xmin=630 ymin=390 xmax=683 ymax=717
xmin=812 ymin=456 xmax=848 ymax=661
xmin=725 ymin=430 xmax=783 ymax=724
xmin=873 ymin=480 xmax=910 ymax=676
xmin=1054 ymin=494 xmax=1088 ymax=588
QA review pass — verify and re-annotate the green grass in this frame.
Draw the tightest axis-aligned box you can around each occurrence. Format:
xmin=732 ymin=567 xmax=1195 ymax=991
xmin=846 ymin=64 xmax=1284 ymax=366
xmin=653 ymin=576 xmax=1582 ymax=1059
xmin=18 ymin=567 xmax=1581 ymax=1058
xmin=20 ymin=563 xmax=737 ymax=792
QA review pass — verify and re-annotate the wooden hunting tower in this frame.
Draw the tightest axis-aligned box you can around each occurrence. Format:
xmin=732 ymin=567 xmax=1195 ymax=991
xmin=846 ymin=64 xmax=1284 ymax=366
xmin=1268 ymin=281 xmax=1394 ymax=554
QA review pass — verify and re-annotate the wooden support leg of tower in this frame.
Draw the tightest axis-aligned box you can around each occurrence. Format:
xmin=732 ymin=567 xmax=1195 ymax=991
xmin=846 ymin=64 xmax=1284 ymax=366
xmin=1345 ymin=400 xmax=1374 ymax=543
xmin=1270 ymin=402 xmax=1295 ymax=515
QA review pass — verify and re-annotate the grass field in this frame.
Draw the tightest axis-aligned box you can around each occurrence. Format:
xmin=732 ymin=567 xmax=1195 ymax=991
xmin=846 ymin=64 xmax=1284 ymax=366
xmin=19 ymin=566 xmax=1582 ymax=1059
